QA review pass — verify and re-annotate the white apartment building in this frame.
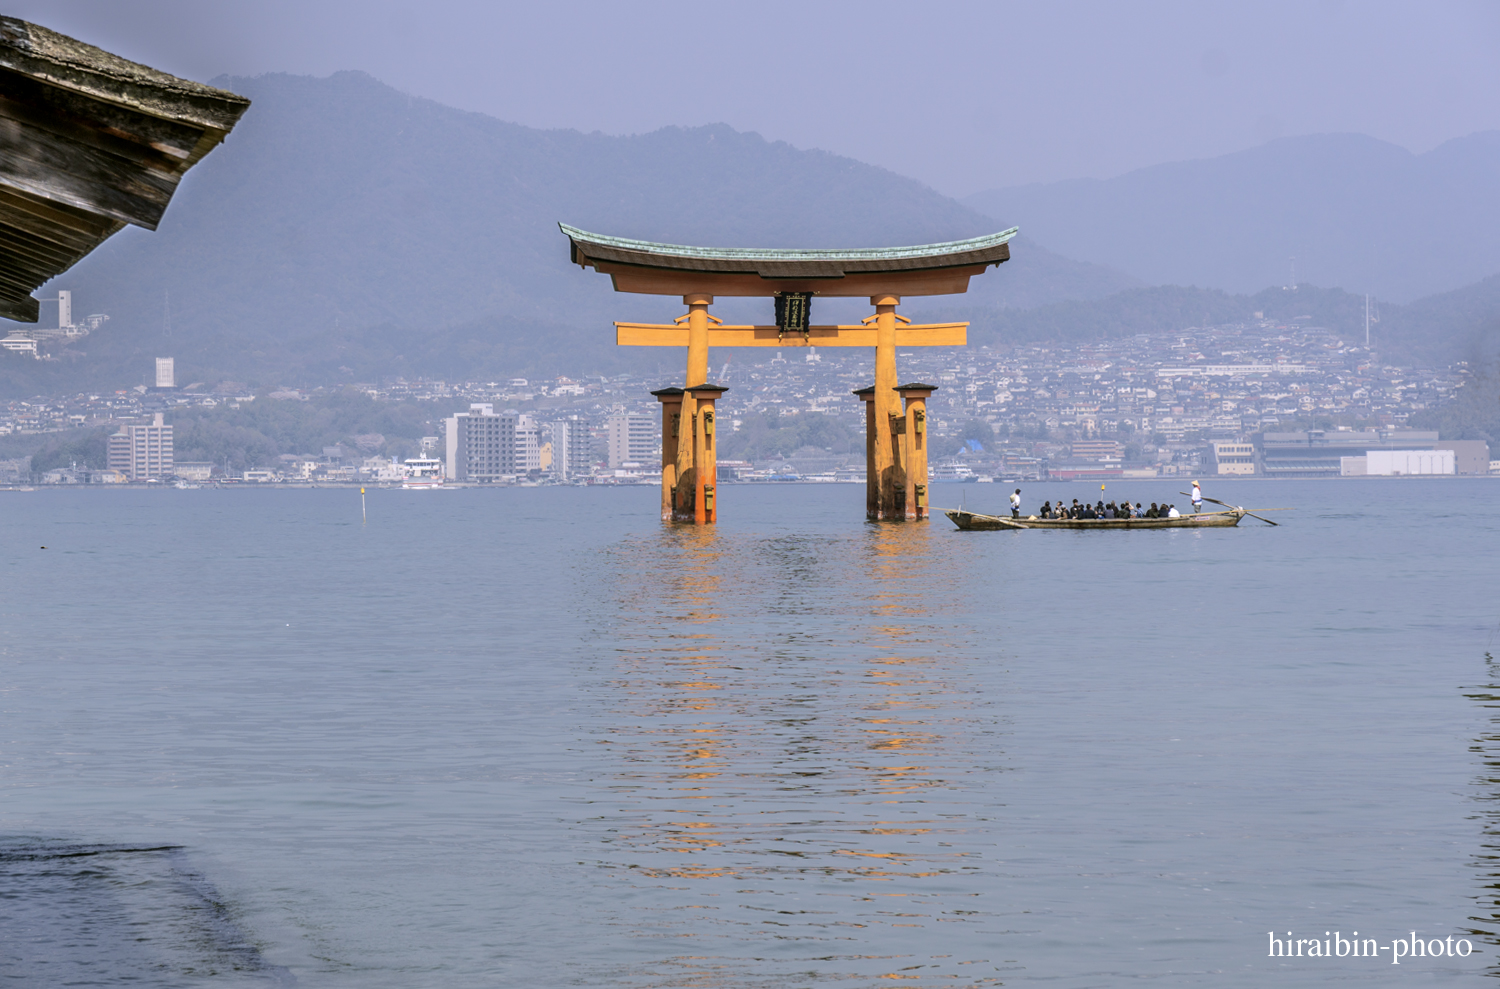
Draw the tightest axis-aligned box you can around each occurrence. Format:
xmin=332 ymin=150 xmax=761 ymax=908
xmin=549 ymin=418 xmax=592 ymax=480
xmin=516 ymin=415 xmax=541 ymax=473
xmin=107 ymin=412 xmax=173 ymax=480
xmin=606 ymin=413 xmax=656 ymax=468
xmin=155 ymin=357 xmax=175 ymax=389
xmin=444 ymin=404 xmax=543 ymax=480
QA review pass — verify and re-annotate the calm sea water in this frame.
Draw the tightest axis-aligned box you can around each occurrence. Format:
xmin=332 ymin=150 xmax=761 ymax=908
xmin=2 ymin=479 xmax=1497 ymax=987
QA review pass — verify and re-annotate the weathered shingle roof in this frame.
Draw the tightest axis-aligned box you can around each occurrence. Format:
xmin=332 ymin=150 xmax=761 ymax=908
xmin=560 ymin=223 xmax=1017 ymax=280
xmin=0 ymin=17 xmax=250 ymax=321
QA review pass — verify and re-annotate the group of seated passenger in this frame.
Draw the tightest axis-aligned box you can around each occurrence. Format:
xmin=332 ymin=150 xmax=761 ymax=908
xmin=1035 ymin=500 xmax=1181 ymax=520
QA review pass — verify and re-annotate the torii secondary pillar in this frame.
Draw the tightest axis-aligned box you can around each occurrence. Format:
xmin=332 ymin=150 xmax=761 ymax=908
xmin=897 ymin=383 xmax=937 ymax=520
xmin=651 ymin=387 xmax=684 ymax=522
xmin=853 ymin=386 xmax=877 ymax=518
xmin=655 ymin=383 xmax=725 ymax=523
xmin=855 ymin=380 xmax=938 ymax=521
xmin=686 ymin=384 xmax=724 ymax=523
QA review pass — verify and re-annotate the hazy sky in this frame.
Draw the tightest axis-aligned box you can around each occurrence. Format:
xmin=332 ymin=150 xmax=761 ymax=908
xmin=16 ymin=0 xmax=1500 ymax=197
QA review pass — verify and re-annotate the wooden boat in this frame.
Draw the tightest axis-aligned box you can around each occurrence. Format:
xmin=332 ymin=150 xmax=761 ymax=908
xmin=944 ymin=508 xmax=1248 ymax=530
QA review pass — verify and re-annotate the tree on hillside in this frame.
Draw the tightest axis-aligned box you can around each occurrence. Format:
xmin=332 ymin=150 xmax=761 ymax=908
xmin=931 ymin=419 xmax=996 ymax=459
xmin=29 ymin=429 xmax=110 ymax=473
xmin=716 ymin=410 xmax=858 ymax=461
xmin=1410 ymin=363 xmax=1500 ymax=443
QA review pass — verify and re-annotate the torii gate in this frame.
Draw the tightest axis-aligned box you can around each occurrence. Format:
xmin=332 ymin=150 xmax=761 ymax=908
xmin=560 ymin=224 xmax=1017 ymax=523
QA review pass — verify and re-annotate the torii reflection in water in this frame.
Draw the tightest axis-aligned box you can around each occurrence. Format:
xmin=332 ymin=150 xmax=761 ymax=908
xmin=580 ymin=519 xmax=1002 ymax=985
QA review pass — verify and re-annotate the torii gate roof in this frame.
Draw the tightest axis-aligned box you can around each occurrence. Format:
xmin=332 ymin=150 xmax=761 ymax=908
xmin=560 ymin=223 xmax=1017 ymax=298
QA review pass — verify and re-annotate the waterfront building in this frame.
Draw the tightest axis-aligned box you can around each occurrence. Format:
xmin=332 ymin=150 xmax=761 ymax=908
xmin=1441 ymin=440 xmax=1491 ymax=475
xmin=107 ymin=412 xmax=173 ymax=480
xmin=517 ymin=415 xmax=541 ymax=473
xmin=549 ymin=417 xmax=592 ymax=480
xmin=174 ymin=462 xmax=214 ymax=481
xmin=1258 ymin=429 xmax=1439 ymax=478
xmin=1069 ymin=439 xmax=1123 ymax=461
xmin=606 ymin=413 xmax=656 ymax=468
xmin=1364 ymin=450 xmax=1455 ymax=475
xmin=1209 ymin=441 xmax=1257 ymax=475
xmin=445 ymin=404 xmax=521 ymax=481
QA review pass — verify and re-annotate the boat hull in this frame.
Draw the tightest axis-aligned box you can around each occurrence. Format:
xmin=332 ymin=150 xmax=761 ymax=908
xmin=944 ymin=509 xmax=1245 ymax=530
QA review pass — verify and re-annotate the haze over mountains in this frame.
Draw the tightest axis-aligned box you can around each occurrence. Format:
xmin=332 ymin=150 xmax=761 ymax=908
xmin=0 ymin=71 xmax=1125 ymax=397
xmin=1 ymin=70 xmax=1498 ymax=398
xmin=964 ymin=132 xmax=1500 ymax=302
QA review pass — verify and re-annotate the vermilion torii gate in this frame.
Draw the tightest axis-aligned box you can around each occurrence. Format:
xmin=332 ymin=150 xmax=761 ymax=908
xmin=560 ymin=224 xmax=1017 ymax=523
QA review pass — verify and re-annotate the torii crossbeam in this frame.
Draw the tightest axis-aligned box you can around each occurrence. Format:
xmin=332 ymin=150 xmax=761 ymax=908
xmin=561 ymin=223 xmax=1017 ymax=523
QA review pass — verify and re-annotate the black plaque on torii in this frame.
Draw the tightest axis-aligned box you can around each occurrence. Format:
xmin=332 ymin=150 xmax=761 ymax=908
xmin=775 ymin=292 xmax=813 ymax=338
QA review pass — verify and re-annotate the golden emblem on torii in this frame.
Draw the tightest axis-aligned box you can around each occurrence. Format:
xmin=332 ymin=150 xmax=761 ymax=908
xmin=560 ymin=223 xmax=1018 ymax=523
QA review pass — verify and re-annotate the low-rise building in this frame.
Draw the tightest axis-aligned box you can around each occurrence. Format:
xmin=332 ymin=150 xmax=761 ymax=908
xmin=1069 ymin=439 xmax=1123 ymax=461
xmin=1259 ymin=429 xmax=1438 ymax=478
xmin=1208 ymin=441 xmax=1256 ymax=475
xmin=174 ymin=461 xmax=215 ymax=481
xmin=1437 ymin=440 xmax=1490 ymax=475
xmin=1365 ymin=449 xmax=1454 ymax=476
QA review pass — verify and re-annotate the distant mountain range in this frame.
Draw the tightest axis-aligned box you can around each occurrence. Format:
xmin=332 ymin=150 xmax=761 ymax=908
xmin=0 ymin=71 xmax=1127 ymax=397
xmin=1 ymin=72 xmax=1497 ymax=399
xmin=963 ymin=132 xmax=1500 ymax=303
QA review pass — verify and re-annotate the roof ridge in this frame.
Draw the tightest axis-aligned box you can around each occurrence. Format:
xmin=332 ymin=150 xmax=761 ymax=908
xmin=559 ymin=223 xmax=1018 ymax=262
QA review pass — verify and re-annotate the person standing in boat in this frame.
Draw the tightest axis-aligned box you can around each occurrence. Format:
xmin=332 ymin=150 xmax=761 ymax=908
xmin=1191 ymin=480 xmax=1203 ymax=514
xmin=1010 ymin=488 xmax=1022 ymax=518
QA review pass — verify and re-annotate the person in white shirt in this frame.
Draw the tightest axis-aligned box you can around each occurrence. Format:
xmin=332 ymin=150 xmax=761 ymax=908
xmin=1010 ymin=488 xmax=1021 ymax=518
xmin=1190 ymin=480 xmax=1203 ymax=513
xmin=1167 ymin=504 xmax=1181 ymax=518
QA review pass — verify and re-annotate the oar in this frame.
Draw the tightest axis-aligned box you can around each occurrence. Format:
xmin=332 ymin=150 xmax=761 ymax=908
xmin=1182 ymin=492 xmax=1279 ymax=525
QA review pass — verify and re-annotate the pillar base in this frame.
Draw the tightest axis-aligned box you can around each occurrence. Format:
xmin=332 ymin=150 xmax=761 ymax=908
xmin=655 ymin=383 xmax=726 ymax=524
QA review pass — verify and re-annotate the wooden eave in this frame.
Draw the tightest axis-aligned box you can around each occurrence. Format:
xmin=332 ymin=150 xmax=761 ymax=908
xmin=560 ymin=223 xmax=1016 ymax=298
xmin=0 ymin=17 xmax=250 ymax=321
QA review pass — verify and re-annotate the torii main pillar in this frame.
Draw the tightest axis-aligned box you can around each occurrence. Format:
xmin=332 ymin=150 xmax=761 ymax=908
xmin=560 ymin=223 xmax=1017 ymax=522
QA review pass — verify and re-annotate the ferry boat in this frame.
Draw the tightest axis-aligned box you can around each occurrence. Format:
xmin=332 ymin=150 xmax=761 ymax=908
xmin=402 ymin=457 xmax=445 ymax=489
xmin=931 ymin=462 xmax=978 ymax=483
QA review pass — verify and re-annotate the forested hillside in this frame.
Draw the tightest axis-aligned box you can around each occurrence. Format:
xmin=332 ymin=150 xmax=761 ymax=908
xmin=0 ymin=71 xmax=1129 ymax=398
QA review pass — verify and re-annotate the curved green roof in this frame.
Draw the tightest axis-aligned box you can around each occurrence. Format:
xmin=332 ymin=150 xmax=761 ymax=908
xmin=559 ymin=223 xmax=1018 ymax=264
